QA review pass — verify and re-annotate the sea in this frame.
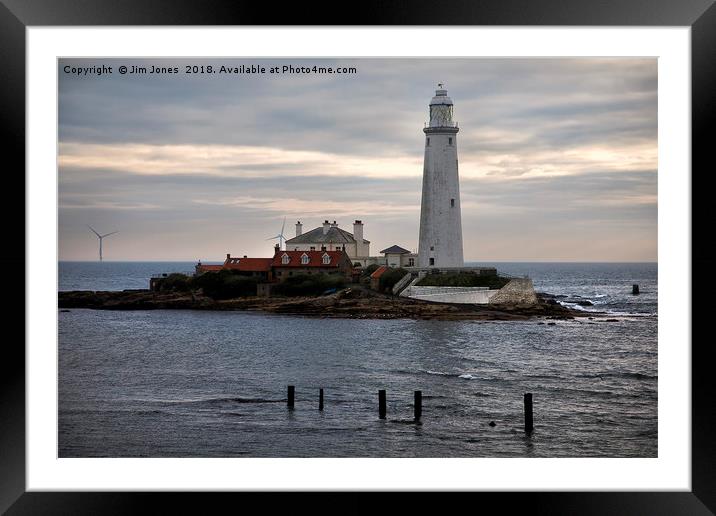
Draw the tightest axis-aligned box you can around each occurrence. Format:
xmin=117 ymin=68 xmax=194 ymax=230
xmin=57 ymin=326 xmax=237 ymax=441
xmin=58 ymin=261 xmax=657 ymax=458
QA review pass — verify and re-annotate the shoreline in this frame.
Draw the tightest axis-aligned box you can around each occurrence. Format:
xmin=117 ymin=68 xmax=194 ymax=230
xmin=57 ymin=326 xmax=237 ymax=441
xmin=58 ymin=287 xmax=601 ymax=321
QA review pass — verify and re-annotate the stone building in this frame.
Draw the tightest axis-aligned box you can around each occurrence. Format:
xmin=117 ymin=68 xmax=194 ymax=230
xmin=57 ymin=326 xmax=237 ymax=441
xmin=285 ymin=219 xmax=370 ymax=265
xmin=380 ymin=245 xmax=417 ymax=268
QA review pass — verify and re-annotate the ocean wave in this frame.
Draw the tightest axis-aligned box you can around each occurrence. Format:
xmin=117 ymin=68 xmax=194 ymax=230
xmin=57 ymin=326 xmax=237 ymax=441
xmin=162 ymin=396 xmax=285 ymax=405
xmin=423 ymin=369 xmax=452 ymax=376
xmin=576 ymin=372 xmax=657 ymax=381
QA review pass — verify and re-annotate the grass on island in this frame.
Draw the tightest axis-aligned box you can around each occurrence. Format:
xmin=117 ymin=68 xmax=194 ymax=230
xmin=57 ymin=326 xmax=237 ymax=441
xmin=378 ymin=267 xmax=408 ymax=293
xmin=272 ymin=274 xmax=346 ymax=297
xmin=415 ymin=272 xmax=511 ymax=290
xmin=157 ymin=270 xmax=259 ymax=299
xmin=154 ymin=270 xmax=348 ymax=299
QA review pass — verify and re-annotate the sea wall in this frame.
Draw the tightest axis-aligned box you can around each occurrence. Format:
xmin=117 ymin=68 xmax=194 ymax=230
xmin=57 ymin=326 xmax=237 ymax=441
xmin=404 ymin=285 xmax=499 ymax=304
xmin=488 ymin=278 xmax=538 ymax=305
xmin=403 ymin=277 xmax=538 ymax=305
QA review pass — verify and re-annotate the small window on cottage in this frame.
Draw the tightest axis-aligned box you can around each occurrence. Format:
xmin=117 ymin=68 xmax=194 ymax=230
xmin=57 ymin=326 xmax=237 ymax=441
xmin=322 ymin=253 xmax=331 ymax=265
xmin=408 ymin=258 xmax=415 ymax=266
xmin=301 ymin=253 xmax=310 ymax=265
xmin=281 ymin=253 xmax=290 ymax=265
xmin=451 ymin=198 xmax=455 ymax=207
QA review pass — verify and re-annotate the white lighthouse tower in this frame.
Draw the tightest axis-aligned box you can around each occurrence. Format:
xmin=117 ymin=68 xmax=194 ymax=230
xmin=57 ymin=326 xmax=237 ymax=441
xmin=418 ymin=84 xmax=464 ymax=268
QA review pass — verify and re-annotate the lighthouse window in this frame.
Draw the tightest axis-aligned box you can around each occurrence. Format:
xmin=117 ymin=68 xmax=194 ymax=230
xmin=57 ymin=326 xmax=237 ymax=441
xmin=430 ymin=246 xmax=434 ymax=251
xmin=426 ymin=137 xmax=430 ymax=146
xmin=451 ymin=198 xmax=455 ymax=207
xmin=429 ymin=258 xmax=435 ymax=266
xmin=448 ymin=137 xmax=453 ymax=145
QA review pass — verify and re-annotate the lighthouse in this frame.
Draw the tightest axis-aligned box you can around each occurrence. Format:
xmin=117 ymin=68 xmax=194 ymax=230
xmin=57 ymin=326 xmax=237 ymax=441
xmin=418 ymin=84 xmax=464 ymax=268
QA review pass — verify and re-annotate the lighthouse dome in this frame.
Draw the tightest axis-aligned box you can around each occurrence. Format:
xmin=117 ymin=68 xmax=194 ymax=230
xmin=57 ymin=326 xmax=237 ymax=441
xmin=430 ymin=85 xmax=453 ymax=106
xmin=428 ymin=84 xmax=456 ymax=128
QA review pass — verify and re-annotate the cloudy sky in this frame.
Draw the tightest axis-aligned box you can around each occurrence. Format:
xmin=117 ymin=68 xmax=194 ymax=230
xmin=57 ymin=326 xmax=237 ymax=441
xmin=58 ymin=58 xmax=657 ymax=262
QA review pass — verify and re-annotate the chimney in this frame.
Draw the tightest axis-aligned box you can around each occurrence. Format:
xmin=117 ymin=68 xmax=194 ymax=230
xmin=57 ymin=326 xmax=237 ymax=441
xmin=226 ymin=253 xmax=231 ymax=260
xmin=323 ymin=219 xmax=330 ymax=235
xmin=296 ymin=220 xmax=302 ymax=237
xmin=331 ymin=220 xmax=338 ymax=227
xmin=243 ymin=255 xmax=247 ymax=258
xmin=353 ymin=220 xmax=365 ymax=259
xmin=353 ymin=220 xmax=363 ymax=242
xmin=274 ymin=243 xmax=280 ymax=253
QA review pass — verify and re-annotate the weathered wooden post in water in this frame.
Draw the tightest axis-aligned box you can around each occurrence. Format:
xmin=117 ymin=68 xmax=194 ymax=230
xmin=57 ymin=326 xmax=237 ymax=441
xmin=319 ymin=388 xmax=324 ymax=411
xmin=414 ymin=390 xmax=422 ymax=421
xmin=524 ymin=393 xmax=534 ymax=434
xmin=632 ymin=284 xmax=640 ymax=295
xmin=287 ymin=385 xmax=295 ymax=409
xmin=378 ymin=390 xmax=387 ymax=419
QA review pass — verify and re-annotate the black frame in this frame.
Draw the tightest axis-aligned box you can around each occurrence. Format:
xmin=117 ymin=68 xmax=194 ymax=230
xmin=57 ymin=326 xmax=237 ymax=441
xmin=2 ymin=0 xmax=714 ymax=512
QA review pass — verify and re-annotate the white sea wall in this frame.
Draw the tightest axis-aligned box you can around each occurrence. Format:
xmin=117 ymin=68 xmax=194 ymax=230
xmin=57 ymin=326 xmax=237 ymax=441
xmin=404 ymin=285 xmax=498 ymax=304
xmin=403 ymin=278 xmax=538 ymax=305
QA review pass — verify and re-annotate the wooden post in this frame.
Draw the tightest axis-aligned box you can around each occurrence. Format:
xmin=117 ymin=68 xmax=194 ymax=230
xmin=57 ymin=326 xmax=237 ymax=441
xmin=524 ymin=393 xmax=534 ymax=434
xmin=378 ymin=389 xmax=386 ymax=419
xmin=632 ymin=284 xmax=640 ymax=295
xmin=319 ymin=388 xmax=324 ymax=411
xmin=287 ymin=385 xmax=295 ymax=409
xmin=414 ymin=390 xmax=422 ymax=421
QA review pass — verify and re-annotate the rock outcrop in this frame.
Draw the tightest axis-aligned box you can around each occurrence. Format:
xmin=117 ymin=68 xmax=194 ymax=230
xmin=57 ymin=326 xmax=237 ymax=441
xmin=58 ymin=286 xmax=594 ymax=321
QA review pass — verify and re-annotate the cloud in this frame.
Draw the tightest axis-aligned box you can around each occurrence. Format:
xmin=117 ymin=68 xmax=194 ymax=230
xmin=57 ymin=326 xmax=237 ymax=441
xmin=58 ymin=57 xmax=657 ymax=261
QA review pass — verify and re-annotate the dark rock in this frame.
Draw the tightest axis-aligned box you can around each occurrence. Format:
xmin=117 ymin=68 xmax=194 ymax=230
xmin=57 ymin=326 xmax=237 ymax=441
xmin=488 ymin=421 xmax=496 ymax=427
xmin=547 ymin=322 xmax=556 ymax=326
xmin=57 ymin=286 xmax=599 ymax=321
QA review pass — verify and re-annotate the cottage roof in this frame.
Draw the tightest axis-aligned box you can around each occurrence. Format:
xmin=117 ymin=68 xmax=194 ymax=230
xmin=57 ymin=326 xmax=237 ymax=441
xmin=196 ymin=264 xmax=223 ymax=272
xmin=224 ymin=257 xmax=272 ymax=272
xmin=271 ymin=250 xmax=347 ymax=268
xmin=285 ymin=226 xmax=370 ymax=245
xmin=380 ymin=245 xmax=411 ymax=255
xmin=370 ymin=265 xmax=389 ymax=279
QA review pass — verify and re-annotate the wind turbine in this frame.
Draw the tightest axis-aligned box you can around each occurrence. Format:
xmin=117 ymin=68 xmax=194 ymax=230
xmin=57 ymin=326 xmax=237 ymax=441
xmin=266 ymin=217 xmax=287 ymax=250
xmin=87 ymin=225 xmax=118 ymax=261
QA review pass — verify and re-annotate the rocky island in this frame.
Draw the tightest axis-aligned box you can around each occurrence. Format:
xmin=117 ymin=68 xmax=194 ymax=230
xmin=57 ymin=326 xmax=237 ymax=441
xmin=58 ymin=286 xmax=595 ymax=321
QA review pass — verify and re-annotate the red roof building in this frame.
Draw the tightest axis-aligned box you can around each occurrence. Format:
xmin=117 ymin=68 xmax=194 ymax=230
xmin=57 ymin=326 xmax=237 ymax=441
xmin=195 ymin=263 xmax=223 ymax=274
xmin=195 ymin=248 xmax=353 ymax=283
xmin=369 ymin=265 xmax=389 ymax=291
xmin=271 ymin=248 xmax=354 ymax=282
xmin=195 ymin=254 xmax=273 ymax=280
xmin=224 ymin=256 xmax=273 ymax=272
